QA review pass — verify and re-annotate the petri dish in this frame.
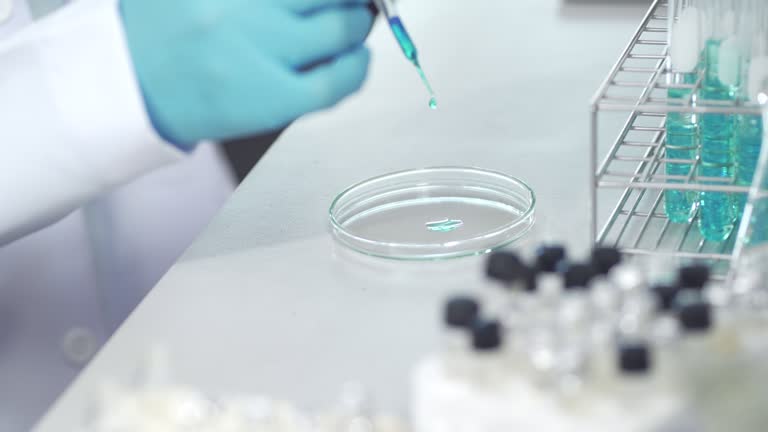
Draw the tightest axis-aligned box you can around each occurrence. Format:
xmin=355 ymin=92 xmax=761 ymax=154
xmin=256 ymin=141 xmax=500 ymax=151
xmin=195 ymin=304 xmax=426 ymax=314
xmin=329 ymin=167 xmax=536 ymax=260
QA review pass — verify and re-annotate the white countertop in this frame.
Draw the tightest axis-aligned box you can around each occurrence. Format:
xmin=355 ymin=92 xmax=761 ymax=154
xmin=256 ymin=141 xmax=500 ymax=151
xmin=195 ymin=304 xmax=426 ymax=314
xmin=36 ymin=1 xmax=649 ymax=429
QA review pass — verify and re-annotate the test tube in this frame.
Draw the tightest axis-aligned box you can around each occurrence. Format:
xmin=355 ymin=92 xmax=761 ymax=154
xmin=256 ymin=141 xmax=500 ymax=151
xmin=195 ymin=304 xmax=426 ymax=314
xmin=666 ymin=0 xmax=702 ymax=224
xmin=743 ymin=0 xmax=768 ymax=245
xmin=734 ymin=0 xmax=768 ymax=215
xmin=745 ymin=159 xmax=768 ymax=245
xmin=698 ymin=0 xmax=741 ymax=241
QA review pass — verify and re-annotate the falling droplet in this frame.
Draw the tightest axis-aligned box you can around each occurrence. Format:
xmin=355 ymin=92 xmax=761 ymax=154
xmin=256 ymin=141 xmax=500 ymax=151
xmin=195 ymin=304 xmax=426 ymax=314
xmin=414 ymin=61 xmax=438 ymax=111
xmin=426 ymin=219 xmax=463 ymax=232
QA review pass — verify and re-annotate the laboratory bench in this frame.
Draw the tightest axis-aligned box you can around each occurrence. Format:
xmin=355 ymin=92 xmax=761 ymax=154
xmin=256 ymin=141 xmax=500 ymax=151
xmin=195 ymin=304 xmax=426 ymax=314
xmin=35 ymin=1 xmax=651 ymax=429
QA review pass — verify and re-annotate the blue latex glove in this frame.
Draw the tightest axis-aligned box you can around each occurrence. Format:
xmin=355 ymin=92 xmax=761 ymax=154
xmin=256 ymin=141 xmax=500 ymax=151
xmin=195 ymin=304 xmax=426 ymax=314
xmin=120 ymin=0 xmax=374 ymax=149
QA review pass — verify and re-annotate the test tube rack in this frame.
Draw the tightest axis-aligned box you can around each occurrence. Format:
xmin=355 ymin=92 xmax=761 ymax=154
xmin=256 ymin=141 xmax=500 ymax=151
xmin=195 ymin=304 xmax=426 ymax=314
xmin=589 ymin=0 xmax=768 ymax=280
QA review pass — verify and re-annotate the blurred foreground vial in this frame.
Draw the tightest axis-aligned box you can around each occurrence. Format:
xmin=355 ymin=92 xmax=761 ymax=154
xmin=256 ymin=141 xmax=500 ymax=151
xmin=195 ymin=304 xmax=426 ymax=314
xmin=591 ymin=247 xmax=623 ymax=276
xmin=444 ymin=296 xmax=480 ymax=329
xmin=486 ymin=251 xmax=524 ymax=283
xmin=618 ymin=342 xmax=652 ymax=374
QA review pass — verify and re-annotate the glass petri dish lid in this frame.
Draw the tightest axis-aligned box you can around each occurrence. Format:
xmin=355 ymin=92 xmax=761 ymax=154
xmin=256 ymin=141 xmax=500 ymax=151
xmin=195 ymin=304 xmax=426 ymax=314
xmin=329 ymin=167 xmax=536 ymax=260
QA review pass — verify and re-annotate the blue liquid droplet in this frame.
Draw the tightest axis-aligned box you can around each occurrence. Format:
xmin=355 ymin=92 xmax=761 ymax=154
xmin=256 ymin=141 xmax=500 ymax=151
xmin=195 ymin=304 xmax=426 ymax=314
xmin=429 ymin=98 xmax=438 ymax=110
xmin=426 ymin=219 xmax=463 ymax=232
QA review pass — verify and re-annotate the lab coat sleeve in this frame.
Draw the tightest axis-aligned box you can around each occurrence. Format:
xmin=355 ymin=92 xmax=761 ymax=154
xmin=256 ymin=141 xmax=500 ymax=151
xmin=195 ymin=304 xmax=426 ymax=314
xmin=0 ymin=0 xmax=184 ymax=245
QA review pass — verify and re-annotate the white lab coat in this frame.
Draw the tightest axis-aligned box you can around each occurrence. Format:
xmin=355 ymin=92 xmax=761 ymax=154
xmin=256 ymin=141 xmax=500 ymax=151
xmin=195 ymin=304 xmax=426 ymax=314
xmin=0 ymin=0 xmax=235 ymax=429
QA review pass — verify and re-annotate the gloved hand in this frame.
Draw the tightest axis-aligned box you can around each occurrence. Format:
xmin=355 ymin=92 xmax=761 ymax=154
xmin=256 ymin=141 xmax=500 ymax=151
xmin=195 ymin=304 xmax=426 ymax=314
xmin=120 ymin=0 xmax=374 ymax=149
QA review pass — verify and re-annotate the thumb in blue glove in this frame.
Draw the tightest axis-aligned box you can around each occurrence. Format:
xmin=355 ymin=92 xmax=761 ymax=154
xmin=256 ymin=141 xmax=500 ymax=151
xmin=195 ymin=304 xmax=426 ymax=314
xmin=120 ymin=0 xmax=374 ymax=149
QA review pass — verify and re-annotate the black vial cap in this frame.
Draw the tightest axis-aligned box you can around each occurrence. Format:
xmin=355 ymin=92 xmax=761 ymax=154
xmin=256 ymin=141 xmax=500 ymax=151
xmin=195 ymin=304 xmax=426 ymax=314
xmin=444 ymin=297 xmax=480 ymax=328
xmin=678 ymin=265 xmax=711 ymax=290
xmin=677 ymin=301 xmax=712 ymax=332
xmin=560 ymin=262 xmax=595 ymax=290
xmin=591 ymin=247 xmax=622 ymax=276
xmin=651 ymin=284 xmax=679 ymax=312
xmin=472 ymin=320 xmax=502 ymax=351
xmin=535 ymin=245 xmax=567 ymax=273
xmin=618 ymin=342 xmax=651 ymax=374
xmin=486 ymin=251 xmax=524 ymax=283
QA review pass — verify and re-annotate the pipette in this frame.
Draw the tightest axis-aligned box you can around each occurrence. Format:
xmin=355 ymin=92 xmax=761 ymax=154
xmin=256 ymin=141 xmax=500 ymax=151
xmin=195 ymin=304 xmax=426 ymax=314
xmin=373 ymin=0 xmax=437 ymax=109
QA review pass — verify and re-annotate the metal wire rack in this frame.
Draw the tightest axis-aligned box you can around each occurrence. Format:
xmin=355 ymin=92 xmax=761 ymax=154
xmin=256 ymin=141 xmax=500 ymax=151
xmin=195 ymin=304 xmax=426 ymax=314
xmin=589 ymin=0 xmax=767 ymax=278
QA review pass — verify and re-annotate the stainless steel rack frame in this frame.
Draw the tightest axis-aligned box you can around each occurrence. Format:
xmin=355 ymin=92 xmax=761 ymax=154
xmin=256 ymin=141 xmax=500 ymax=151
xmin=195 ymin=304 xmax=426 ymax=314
xmin=589 ymin=0 xmax=768 ymax=278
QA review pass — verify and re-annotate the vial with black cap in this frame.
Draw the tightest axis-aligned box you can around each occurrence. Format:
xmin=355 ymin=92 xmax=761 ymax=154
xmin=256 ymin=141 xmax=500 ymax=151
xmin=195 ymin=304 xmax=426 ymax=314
xmin=673 ymin=265 xmax=712 ymax=336
xmin=510 ymin=263 xmax=542 ymax=330
xmin=517 ymin=254 xmax=566 ymax=386
xmin=441 ymin=296 xmax=481 ymax=378
xmin=588 ymin=246 xmax=623 ymax=314
xmin=589 ymin=248 xmax=625 ymax=350
xmin=552 ymin=262 xmax=595 ymax=389
xmin=469 ymin=319 xmax=506 ymax=387
xmin=676 ymin=293 xmax=715 ymax=355
xmin=484 ymin=251 xmax=527 ymax=318
xmin=533 ymin=244 xmax=567 ymax=298
xmin=591 ymin=268 xmax=655 ymax=389
xmin=649 ymin=286 xmax=706 ymax=387
xmin=678 ymin=264 xmax=711 ymax=290
xmin=486 ymin=251 xmax=541 ymax=331
xmin=675 ymin=292 xmax=713 ymax=340
xmin=668 ymin=293 xmax=724 ymax=402
xmin=527 ymin=246 xmax=565 ymax=370
xmin=591 ymin=247 xmax=623 ymax=279
xmin=676 ymin=264 xmax=711 ymax=302
xmin=650 ymin=283 xmax=682 ymax=383
xmin=648 ymin=283 xmax=682 ymax=347
xmin=558 ymin=262 xmax=595 ymax=327
xmin=610 ymin=258 xmax=647 ymax=294
xmin=608 ymin=340 xmax=683 ymax=428
xmin=676 ymin=264 xmax=733 ymax=332
xmin=615 ymin=262 xmax=658 ymax=342
xmin=612 ymin=341 xmax=658 ymax=405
